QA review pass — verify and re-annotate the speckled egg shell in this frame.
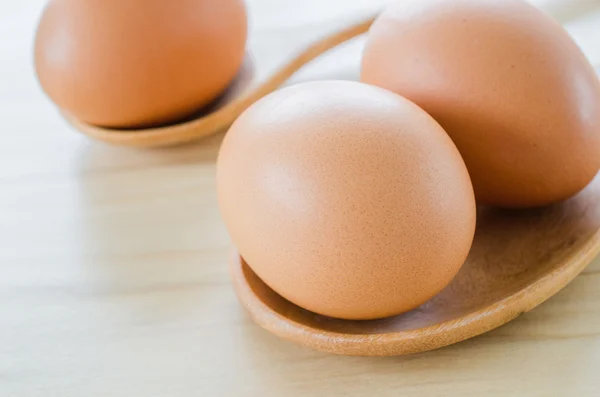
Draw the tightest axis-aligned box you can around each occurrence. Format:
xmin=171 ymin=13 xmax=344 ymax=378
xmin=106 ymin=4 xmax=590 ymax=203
xmin=35 ymin=0 xmax=247 ymax=128
xmin=361 ymin=0 xmax=600 ymax=208
xmin=217 ymin=81 xmax=476 ymax=320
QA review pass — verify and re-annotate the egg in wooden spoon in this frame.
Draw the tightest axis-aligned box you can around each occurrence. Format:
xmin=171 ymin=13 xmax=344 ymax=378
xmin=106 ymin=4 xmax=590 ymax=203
xmin=34 ymin=0 xmax=376 ymax=147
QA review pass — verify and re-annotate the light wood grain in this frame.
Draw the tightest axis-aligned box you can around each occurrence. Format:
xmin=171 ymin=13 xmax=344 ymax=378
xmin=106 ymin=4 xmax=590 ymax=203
xmin=1 ymin=0 xmax=600 ymax=396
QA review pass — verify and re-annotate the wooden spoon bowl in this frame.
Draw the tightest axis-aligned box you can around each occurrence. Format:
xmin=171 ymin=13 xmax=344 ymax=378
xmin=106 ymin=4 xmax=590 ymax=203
xmin=230 ymin=174 xmax=600 ymax=356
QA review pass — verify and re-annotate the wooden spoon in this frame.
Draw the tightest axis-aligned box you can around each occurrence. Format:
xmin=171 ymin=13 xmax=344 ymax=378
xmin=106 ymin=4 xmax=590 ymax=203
xmin=64 ymin=16 xmax=376 ymax=148
xmin=230 ymin=174 xmax=600 ymax=356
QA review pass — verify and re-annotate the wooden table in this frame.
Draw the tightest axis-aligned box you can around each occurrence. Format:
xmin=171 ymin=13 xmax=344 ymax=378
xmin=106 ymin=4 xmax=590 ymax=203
xmin=2 ymin=1 xmax=600 ymax=395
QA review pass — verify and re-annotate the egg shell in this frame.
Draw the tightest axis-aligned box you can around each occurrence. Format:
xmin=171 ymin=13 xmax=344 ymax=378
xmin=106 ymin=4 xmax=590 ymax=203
xmin=35 ymin=0 xmax=247 ymax=128
xmin=361 ymin=0 xmax=600 ymax=208
xmin=217 ymin=81 xmax=476 ymax=320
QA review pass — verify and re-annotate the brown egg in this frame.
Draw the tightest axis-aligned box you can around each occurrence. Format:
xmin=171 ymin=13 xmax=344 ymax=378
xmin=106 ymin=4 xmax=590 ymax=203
xmin=217 ymin=81 xmax=476 ymax=320
xmin=361 ymin=0 xmax=600 ymax=208
xmin=35 ymin=0 xmax=247 ymax=128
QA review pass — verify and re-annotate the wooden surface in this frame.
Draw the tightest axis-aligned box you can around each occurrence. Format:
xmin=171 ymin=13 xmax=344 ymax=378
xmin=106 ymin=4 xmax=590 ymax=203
xmin=232 ymin=174 xmax=600 ymax=356
xmin=1 ymin=0 xmax=600 ymax=395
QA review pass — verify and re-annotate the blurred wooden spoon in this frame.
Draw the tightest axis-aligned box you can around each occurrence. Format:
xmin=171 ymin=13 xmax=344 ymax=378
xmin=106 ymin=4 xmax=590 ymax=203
xmin=65 ymin=15 xmax=376 ymax=148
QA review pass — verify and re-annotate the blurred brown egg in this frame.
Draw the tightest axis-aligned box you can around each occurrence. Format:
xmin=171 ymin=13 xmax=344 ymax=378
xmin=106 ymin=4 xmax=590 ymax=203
xmin=217 ymin=81 xmax=476 ymax=320
xmin=361 ymin=0 xmax=600 ymax=208
xmin=35 ymin=0 xmax=247 ymax=128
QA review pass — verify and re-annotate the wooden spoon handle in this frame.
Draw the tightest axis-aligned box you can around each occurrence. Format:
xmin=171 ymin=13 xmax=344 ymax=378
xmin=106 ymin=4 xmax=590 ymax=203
xmin=73 ymin=15 xmax=377 ymax=148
